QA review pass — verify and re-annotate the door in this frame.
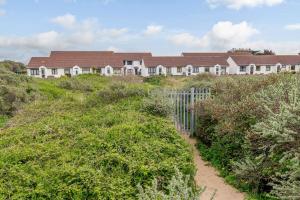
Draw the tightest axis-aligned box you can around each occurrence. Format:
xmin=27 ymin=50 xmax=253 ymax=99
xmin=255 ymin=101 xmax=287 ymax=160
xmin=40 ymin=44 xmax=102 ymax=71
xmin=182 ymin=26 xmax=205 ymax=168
xmin=188 ymin=68 xmax=192 ymax=76
xmin=41 ymin=68 xmax=45 ymax=78
xmin=216 ymin=66 xmax=220 ymax=76
xmin=250 ymin=66 xmax=254 ymax=75
xmin=277 ymin=66 xmax=281 ymax=73
xmin=134 ymin=68 xmax=139 ymax=75
xmin=158 ymin=68 xmax=162 ymax=75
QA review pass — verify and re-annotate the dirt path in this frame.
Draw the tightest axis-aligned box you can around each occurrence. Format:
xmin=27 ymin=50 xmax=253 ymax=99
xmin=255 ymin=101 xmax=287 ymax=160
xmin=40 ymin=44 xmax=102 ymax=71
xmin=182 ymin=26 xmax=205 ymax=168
xmin=182 ymin=134 xmax=245 ymax=200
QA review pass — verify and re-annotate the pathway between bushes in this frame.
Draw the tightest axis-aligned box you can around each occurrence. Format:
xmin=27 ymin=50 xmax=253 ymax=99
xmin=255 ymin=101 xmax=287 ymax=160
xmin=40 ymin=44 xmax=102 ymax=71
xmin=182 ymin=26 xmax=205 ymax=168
xmin=181 ymin=134 xmax=245 ymax=200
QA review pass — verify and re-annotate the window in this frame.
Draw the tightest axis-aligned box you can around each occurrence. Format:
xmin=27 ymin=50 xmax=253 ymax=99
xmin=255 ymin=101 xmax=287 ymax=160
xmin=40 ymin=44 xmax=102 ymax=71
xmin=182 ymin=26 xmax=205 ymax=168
xmin=204 ymin=67 xmax=210 ymax=73
xmin=127 ymin=61 xmax=133 ymax=65
xmin=30 ymin=69 xmax=39 ymax=75
xmin=240 ymin=66 xmax=247 ymax=72
xmin=193 ymin=67 xmax=199 ymax=73
xmin=177 ymin=67 xmax=182 ymax=73
xmin=140 ymin=60 xmax=143 ymax=65
xmin=266 ymin=66 xmax=271 ymax=71
xmin=291 ymin=65 xmax=296 ymax=71
xmin=64 ymin=68 xmax=70 ymax=74
xmin=51 ymin=68 xmax=58 ymax=75
xmin=256 ymin=66 xmax=261 ymax=71
xmin=114 ymin=69 xmax=121 ymax=75
xmin=221 ymin=67 xmax=227 ymax=75
xmin=148 ymin=67 xmax=156 ymax=75
xmin=107 ymin=68 xmax=111 ymax=74
xmin=82 ymin=68 xmax=91 ymax=74
xmin=167 ymin=68 xmax=172 ymax=75
xmin=96 ymin=68 xmax=102 ymax=74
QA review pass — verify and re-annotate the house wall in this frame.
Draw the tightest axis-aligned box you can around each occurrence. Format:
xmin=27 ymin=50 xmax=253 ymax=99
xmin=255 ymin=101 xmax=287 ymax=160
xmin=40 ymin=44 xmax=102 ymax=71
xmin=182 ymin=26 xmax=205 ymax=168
xmin=227 ymin=57 xmax=239 ymax=74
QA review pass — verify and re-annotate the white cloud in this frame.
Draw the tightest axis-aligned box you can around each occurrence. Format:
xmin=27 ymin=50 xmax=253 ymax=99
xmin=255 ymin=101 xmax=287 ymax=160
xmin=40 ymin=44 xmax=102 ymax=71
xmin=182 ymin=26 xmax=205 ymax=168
xmin=144 ymin=25 xmax=163 ymax=36
xmin=51 ymin=13 xmax=76 ymax=29
xmin=0 ymin=31 xmax=62 ymax=49
xmin=0 ymin=13 xmax=132 ymax=61
xmin=285 ymin=23 xmax=300 ymax=31
xmin=207 ymin=0 xmax=284 ymax=9
xmin=170 ymin=21 xmax=258 ymax=49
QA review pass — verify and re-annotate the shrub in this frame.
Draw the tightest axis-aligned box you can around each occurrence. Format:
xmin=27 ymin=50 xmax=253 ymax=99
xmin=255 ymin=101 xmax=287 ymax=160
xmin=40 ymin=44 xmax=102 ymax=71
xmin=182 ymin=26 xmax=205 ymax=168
xmin=58 ymin=78 xmax=93 ymax=92
xmin=144 ymin=76 xmax=166 ymax=86
xmin=142 ymin=91 xmax=173 ymax=117
xmin=234 ymin=75 xmax=300 ymax=196
xmin=194 ymin=74 xmax=300 ymax=198
xmin=96 ymin=83 xmax=146 ymax=104
xmin=137 ymin=168 xmax=201 ymax=200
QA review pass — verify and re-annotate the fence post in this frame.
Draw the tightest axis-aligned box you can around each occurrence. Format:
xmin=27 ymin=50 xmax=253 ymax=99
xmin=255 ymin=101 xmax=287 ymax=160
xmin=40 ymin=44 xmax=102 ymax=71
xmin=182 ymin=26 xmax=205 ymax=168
xmin=190 ymin=88 xmax=195 ymax=136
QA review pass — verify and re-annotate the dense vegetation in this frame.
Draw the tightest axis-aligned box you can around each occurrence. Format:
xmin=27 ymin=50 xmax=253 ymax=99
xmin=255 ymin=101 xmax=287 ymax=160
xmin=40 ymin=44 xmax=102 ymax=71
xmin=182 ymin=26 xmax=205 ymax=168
xmin=0 ymin=70 xmax=196 ymax=199
xmin=191 ymin=74 xmax=300 ymax=199
xmin=0 ymin=63 xmax=35 ymax=127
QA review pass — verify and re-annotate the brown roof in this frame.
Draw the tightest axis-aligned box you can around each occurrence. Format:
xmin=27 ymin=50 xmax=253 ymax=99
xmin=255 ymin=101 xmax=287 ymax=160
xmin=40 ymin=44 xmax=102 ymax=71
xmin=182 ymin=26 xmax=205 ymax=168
xmin=277 ymin=55 xmax=300 ymax=65
xmin=144 ymin=56 xmax=228 ymax=67
xmin=114 ymin=52 xmax=152 ymax=60
xmin=28 ymin=51 xmax=152 ymax=68
xmin=45 ymin=57 xmax=124 ymax=68
xmin=182 ymin=52 xmax=231 ymax=57
xmin=182 ymin=52 xmax=252 ymax=57
xmin=27 ymin=57 xmax=49 ymax=68
xmin=230 ymin=55 xmax=300 ymax=66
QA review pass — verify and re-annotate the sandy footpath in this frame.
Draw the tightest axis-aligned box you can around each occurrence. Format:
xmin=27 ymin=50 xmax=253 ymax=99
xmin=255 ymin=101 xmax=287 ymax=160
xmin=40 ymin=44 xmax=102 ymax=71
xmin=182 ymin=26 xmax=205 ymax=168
xmin=182 ymin=134 xmax=245 ymax=200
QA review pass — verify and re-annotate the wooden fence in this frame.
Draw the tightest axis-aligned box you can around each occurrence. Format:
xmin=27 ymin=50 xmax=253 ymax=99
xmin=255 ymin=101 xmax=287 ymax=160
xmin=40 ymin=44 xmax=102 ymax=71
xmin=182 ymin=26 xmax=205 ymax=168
xmin=169 ymin=88 xmax=211 ymax=135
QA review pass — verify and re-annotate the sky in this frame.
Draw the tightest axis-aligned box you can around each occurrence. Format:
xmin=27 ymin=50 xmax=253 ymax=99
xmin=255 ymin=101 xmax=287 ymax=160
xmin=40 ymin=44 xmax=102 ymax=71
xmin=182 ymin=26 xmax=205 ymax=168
xmin=0 ymin=0 xmax=300 ymax=62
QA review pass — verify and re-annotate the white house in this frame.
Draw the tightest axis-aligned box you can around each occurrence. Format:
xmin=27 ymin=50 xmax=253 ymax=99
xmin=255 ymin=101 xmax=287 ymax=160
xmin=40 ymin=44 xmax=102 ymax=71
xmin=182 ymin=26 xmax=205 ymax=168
xmin=27 ymin=51 xmax=300 ymax=78
xmin=141 ymin=56 xmax=229 ymax=77
xmin=227 ymin=55 xmax=300 ymax=75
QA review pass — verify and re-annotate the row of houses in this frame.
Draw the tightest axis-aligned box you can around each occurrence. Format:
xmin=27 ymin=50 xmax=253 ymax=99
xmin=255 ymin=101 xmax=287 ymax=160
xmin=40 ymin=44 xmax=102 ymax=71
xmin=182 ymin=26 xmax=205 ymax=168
xmin=27 ymin=51 xmax=300 ymax=78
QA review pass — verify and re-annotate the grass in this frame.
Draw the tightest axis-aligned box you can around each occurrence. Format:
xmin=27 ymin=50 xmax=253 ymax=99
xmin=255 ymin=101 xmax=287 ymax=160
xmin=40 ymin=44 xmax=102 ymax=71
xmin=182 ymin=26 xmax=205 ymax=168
xmin=0 ymin=115 xmax=8 ymax=128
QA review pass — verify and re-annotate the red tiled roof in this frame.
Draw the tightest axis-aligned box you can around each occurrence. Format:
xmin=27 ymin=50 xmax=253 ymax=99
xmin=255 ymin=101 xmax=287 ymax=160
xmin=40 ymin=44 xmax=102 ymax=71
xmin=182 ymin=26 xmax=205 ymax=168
xmin=182 ymin=52 xmax=230 ymax=57
xmin=182 ymin=52 xmax=252 ymax=57
xmin=277 ymin=55 xmax=300 ymax=65
xmin=230 ymin=55 xmax=300 ymax=66
xmin=144 ymin=56 xmax=228 ymax=67
xmin=114 ymin=52 xmax=152 ymax=60
xmin=27 ymin=57 xmax=49 ymax=68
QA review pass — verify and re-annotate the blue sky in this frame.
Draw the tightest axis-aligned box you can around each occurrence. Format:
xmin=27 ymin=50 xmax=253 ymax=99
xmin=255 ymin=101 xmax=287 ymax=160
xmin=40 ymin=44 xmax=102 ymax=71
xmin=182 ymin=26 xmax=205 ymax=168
xmin=0 ymin=0 xmax=300 ymax=62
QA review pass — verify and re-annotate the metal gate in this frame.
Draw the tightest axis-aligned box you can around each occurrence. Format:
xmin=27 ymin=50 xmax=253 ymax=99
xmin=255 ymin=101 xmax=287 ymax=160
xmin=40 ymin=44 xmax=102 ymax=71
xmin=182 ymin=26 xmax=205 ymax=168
xmin=169 ymin=88 xmax=211 ymax=135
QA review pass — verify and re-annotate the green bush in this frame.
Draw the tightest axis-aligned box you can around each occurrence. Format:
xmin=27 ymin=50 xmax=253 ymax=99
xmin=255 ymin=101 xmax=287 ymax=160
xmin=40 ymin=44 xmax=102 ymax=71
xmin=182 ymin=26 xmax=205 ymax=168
xmin=0 ymin=75 xmax=195 ymax=199
xmin=144 ymin=76 xmax=166 ymax=86
xmin=194 ymin=74 xmax=300 ymax=198
xmin=58 ymin=78 xmax=93 ymax=92
xmin=142 ymin=91 xmax=173 ymax=117
xmin=96 ymin=83 xmax=147 ymax=104
xmin=137 ymin=168 xmax=201 ymax=200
